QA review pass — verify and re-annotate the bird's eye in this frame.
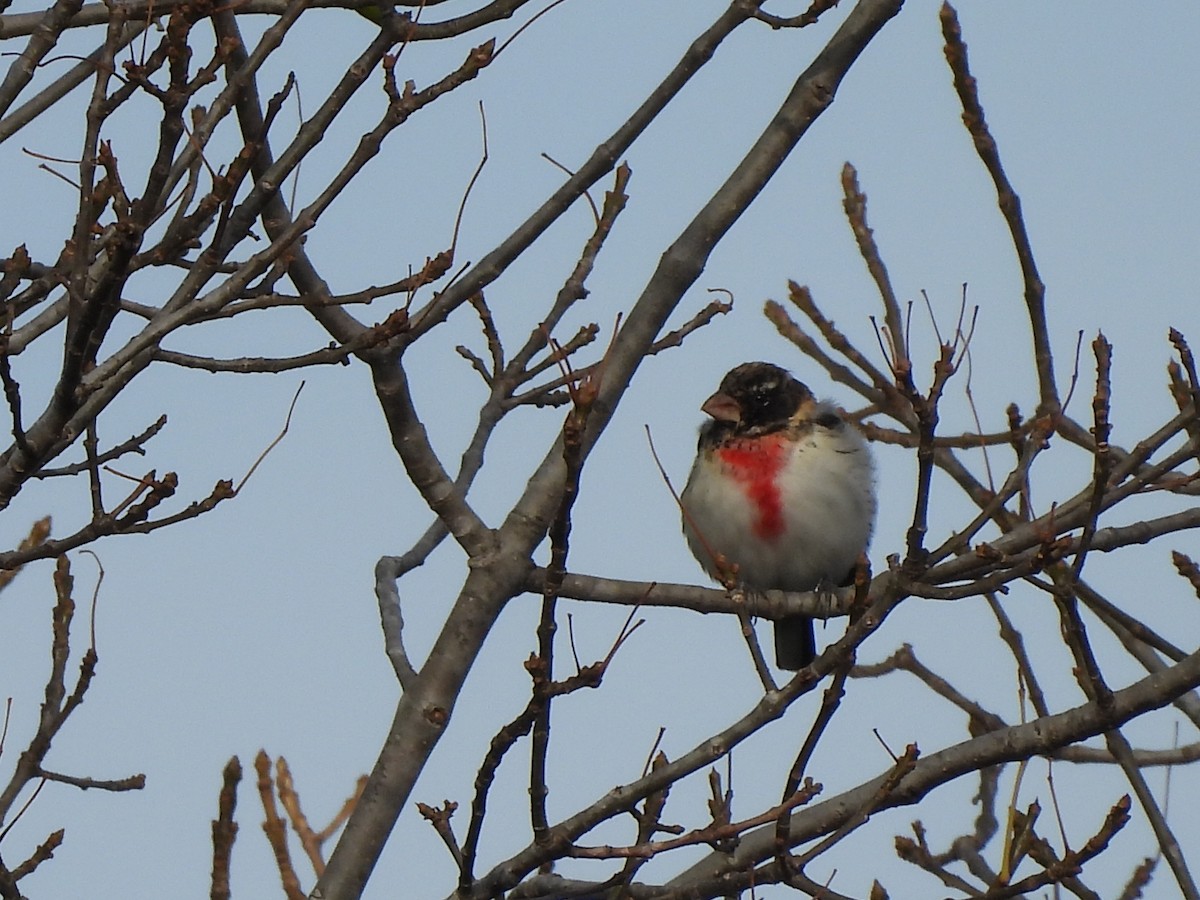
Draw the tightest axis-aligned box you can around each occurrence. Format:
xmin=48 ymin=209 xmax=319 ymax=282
xmin=815 ymin=411 xmax=841 ymax=429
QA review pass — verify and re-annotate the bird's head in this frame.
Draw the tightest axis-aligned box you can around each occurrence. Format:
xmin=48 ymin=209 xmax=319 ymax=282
xmin=701 ymin=362 xmax=814 ymax=437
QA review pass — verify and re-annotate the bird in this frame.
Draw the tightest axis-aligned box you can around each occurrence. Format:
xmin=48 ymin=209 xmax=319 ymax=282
xmin=680 ymin=362 xmax=876 ymax=670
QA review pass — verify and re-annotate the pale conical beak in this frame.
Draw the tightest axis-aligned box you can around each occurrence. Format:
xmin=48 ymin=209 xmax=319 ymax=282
xmin=701 ymin=391 xmax=741 ymax=423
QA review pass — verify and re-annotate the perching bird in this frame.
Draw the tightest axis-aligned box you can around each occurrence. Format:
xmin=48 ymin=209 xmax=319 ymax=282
xmin=681 ymin=362 xmax=876 ymax=669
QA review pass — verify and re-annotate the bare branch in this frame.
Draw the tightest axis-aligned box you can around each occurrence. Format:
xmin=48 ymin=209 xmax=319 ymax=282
xmin=210 ymin=756 xmax=242 ymax=900
xmin=940 ymin=2 xmax=1057 ymax=415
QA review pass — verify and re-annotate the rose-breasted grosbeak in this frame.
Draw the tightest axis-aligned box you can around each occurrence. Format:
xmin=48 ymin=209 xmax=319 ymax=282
xmin=681 ymin=362 xmax=876 ymax=669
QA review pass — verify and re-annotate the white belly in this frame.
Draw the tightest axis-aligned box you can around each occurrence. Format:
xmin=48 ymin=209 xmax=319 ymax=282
xmin=681 ymin=426 xmax=875 ymax=591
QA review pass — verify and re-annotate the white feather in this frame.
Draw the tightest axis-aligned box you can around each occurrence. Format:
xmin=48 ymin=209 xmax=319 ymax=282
xmin=681 ymin=403 xmax=875 ymax=591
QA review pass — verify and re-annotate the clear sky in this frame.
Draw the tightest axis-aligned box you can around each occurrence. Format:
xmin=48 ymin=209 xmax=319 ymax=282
xmin=1 ymin=1 xmax=1197 ymax=897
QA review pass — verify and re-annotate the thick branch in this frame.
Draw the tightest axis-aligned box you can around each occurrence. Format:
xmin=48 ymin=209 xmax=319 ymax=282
xmin=671 ymin=646 xmax=1200 ymax=889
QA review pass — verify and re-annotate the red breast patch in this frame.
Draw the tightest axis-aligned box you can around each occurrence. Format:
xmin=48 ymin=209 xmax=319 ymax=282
xmin=716 ymin=434 xmax=788 ymax=540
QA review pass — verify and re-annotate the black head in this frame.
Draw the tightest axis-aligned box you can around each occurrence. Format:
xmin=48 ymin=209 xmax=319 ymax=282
xmin=701 ymin=362 xmax=812 ymax=436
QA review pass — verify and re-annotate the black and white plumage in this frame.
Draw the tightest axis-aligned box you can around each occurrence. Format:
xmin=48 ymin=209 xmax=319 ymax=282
xmin=681 ymin=362 xmax=876 ymax=669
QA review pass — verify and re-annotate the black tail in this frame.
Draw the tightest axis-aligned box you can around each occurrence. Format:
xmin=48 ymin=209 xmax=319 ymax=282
xmin=774 ymin=615 xmax=816 ymax=670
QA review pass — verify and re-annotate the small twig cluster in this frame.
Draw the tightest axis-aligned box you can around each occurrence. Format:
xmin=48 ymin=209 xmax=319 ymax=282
xmin=207 ymin=750 xmax=366 ymax=899
xmin=0 ymin=553 xmax=144 ymax=896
